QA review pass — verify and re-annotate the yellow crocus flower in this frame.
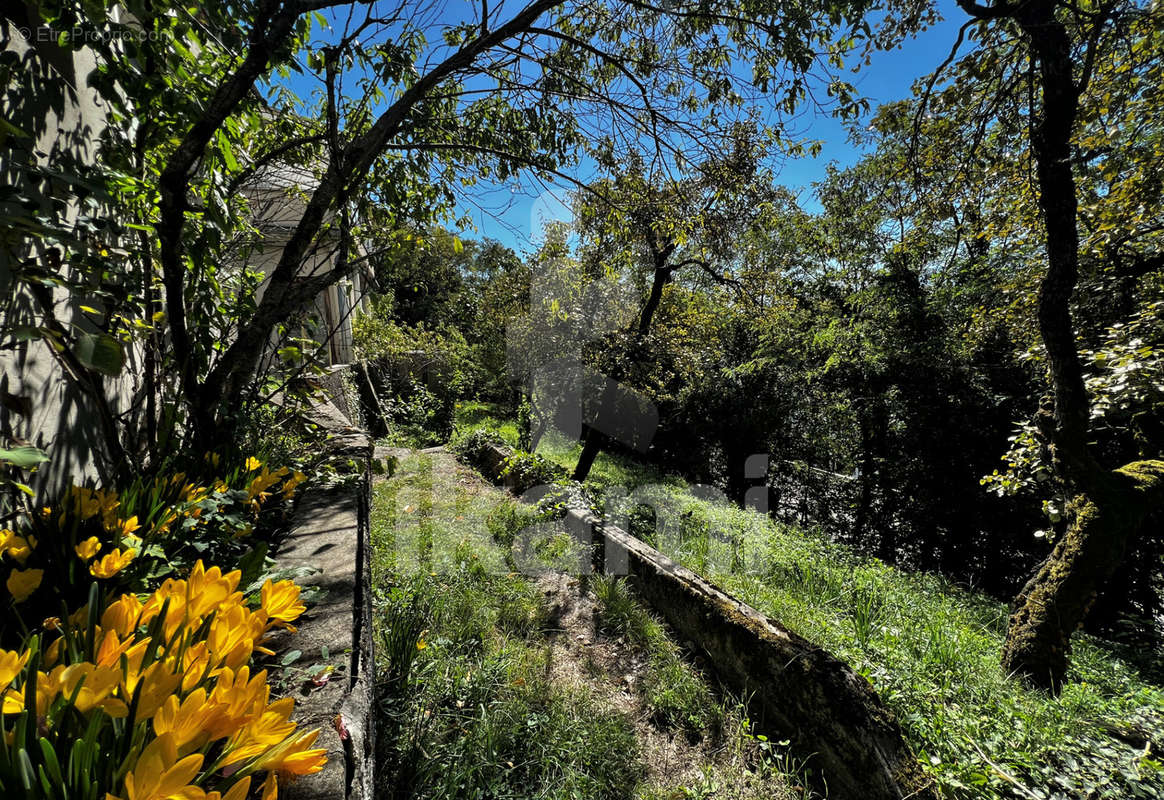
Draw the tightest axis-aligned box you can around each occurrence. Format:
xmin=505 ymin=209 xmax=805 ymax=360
xmin=76 ymin=536 xmax=102 ymax=560
xmin=206 ymin=602 xmax=258 ymax=671
xmin=118 ymin=733 xmax=204 ymax=800
xmin=90 ymin=548 xmax=136 ymax=579
xmin=117 ymin=516 xmax=142 ymax=537
xmin=139 ymin=577 xmax=191 ymax=639
xmin=247 ymin=728 xmax=327 ymax=776
xmin=95 ymin=628 xmax=137 ymax=669
xmin=59 ymin=663 xmax=127 ymax=717
xmin=126 ymin=661 xmax=182 ymax=721
xmin=102 ymin=593 xmax=144 ymax=638
xmin=205 ymin=669 xmax=268 ymax=741
xmin=154 ymin=688 xmax=224 ymax=755
xmin=204 ymin=777 xmax=250 ymax=800
xmin=4 ymin=535 xmax=35 ymax=565
xmin=260 ymin=580 xmax=306 ymax=632
xmin=0 ymin=648 xmax=30 ymax=691
xmin=245 ymin=457 xmax=261 ymax=472
xmin=36 ymin=667 xmax=63 ymax=717
xmin=7 ymin=568 xmax=43 ymax=602
xmin=43 ymin=636 xmax=63 ymax=668
xmin=186 ymin=561 xmax=242 ymax=620
xmin=96 ymin=488 xmax=120 ymax=530
xmin=70 ymin=486 xmax=102 ymax=518
xmin=221 ymin=697 xmax=298 ymax=767
xmin=179 ymin=641 xmax=213 ymax=693
xmin=2 ymin=688 xmax=23 ymax=714
xmin=281 ymin=470 xmax=307 ymax=499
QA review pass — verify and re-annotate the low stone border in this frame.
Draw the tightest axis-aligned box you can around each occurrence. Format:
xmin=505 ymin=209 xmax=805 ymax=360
xmin=469 ymin=442 xmax=937 ymax=800
xmin=272 ymin=396 xmax=375 ymax=800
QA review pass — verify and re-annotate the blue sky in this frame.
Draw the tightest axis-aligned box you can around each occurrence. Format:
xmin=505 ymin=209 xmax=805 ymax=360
xmin=458 ymin=11 xmax=970 ymax=256
xmin=285 ymin=4 xmax=970 ymax=257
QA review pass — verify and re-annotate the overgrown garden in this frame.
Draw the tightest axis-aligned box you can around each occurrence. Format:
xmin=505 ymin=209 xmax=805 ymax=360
xmin=2 ymin=0 xmax=1162 ymax=797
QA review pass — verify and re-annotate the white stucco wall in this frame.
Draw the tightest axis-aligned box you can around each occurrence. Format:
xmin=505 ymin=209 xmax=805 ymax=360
xmin=0 ymin=10 xmax=135 ymax=491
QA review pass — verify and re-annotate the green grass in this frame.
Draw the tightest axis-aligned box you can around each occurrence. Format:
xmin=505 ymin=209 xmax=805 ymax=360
xmin=449 ymin=406 xmax=1164 ymax=797
xmin=372 ymin=453 xmax=641 ymax=800
xmin=450 ymin=400 xmax=523 ymax=447
xmin=592 ymin=575 xmax=724 ymax=736
xmin=609 ymin=483 xmax=1164 ymax=800
xmin=371 ymin=452 xmax=800 ymax=800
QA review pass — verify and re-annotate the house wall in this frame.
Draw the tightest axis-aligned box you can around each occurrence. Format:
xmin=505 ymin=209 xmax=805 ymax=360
xmin=241 ymin=178 xmax=366 ymax=367
xmin=0 ymin=9 xmax=135 ymax=492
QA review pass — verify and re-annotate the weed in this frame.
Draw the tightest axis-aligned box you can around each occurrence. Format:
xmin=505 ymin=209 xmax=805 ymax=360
xmin=593 ymin=575 xmax=649 ymax=643
xmin=593 ymin=575 xmax=723 ymax=740
xmin=377 ymin=581 xmax=430 ymax=697
xmin=849 ymin=582 xmax=883 ymax=649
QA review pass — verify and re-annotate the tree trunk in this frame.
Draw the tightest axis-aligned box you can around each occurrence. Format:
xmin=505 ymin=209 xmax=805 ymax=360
xmin=637 ymin=264 xmax=673 ymax=336
xmin=952 ymin=0 xmax=1161 ymax=689
xmin=573 ymin=257 xmax=672 ymax=480
xmin=572 ymin=426 xmax=603 ymax=481
xmin=1001 ymin=461 xmax=1164 ymax=691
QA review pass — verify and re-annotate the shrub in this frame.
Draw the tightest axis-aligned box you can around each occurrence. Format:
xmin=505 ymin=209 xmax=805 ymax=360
xmin=451 ymin=428 xmax=506 ymax=458
xmin=0 ymin=561 xmax=323 ymax=799
xmin=0 ymin=456 xmax=306 ymax=641
xmin=499 ymin=451 xmax=567 ymax=494
xmin=353 ymin=315 xmax=484 ymax=442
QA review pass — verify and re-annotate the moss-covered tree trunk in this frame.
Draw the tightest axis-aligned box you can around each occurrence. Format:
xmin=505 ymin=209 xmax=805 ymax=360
xmin=1001 ymin=462 xmax=1164 ymax=691
xmin=956 ymin=0 xmax=1164 ymax=690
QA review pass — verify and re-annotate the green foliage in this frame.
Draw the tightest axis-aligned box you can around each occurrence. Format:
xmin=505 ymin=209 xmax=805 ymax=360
xmin=499 ymin=452 xmax=569 ymax=494
xmin=0 ymin=445 xmax=49 ymax=518
xmin=451 ymin=428 xmax=508 ymax=471
xmin=354 ymin=313 xmax=483 ymax=444
xmin=592 ymin=576 xmax=724 ymax=738
xmin=629 ymin=480 xmax=1164 ymax=799
xmin=485 ymin=499 xmax=539 ymax=551
xmin=450 ymin=402 xmax=523 ymax=447
xmin=372 ymin=230 xmax=529 ymax=400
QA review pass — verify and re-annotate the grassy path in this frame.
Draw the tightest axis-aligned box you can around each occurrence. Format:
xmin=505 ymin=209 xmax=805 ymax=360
xmin=370 ymin=449 xmax=802 ymax=800
xmin=448 ymin=403 xmax=1164 ymax=798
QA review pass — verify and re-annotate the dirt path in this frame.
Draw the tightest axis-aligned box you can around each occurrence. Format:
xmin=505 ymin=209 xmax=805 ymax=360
xmin=371 ymin=447 xmax=799 ymax=800
xmin=536 ymin=571 xmax=742 ymax=793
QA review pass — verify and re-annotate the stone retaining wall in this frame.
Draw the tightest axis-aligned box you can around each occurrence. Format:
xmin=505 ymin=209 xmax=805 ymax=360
xmin=475 ymin=442 xmax=937 ymax=800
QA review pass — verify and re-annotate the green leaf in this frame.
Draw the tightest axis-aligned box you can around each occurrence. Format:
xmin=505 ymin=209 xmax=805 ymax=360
xmin=5 ymin=325 xmax=42 ymax=342
xmin=75 ymin=333 xmax=125 ymax=376
xmin=38 ymin=737 xmax=64 ymax=789
xmin=281 ymin=649 xmax=302 ymax=666
xmin=17 ymin=749 xmax=35 ymax=792
xmin=237 ymin=542 xmax=269 ymax=588
xmin=0 ymin=445 xmax=49 ymax=469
